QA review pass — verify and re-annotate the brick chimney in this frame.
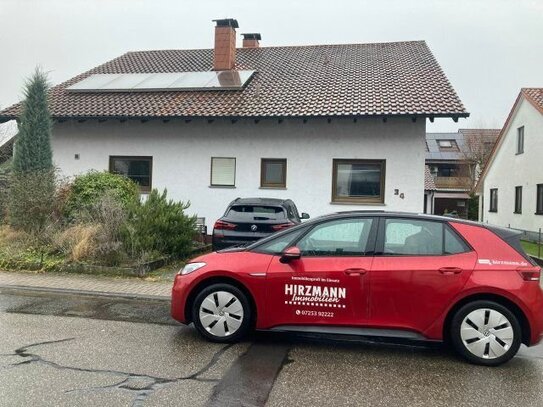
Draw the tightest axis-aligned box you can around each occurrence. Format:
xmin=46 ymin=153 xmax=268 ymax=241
xmin=212 ymin=18 xmax=238 ymax=71
xmin=242 ymin=33 xmax=261 ymax=48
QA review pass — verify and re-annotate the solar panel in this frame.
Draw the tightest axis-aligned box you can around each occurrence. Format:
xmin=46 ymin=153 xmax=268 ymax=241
xmin=67 ymin=71 xmax=255 ymax=92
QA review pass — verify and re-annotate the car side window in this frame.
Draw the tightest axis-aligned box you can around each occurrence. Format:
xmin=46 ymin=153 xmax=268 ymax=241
xmin=384 ymin=219 xmax=443 ymax=255
xmin=297 ymin=218 xmax=374 ymax=256
xmin=255 ymin=228 xmax=307 ymax=254
xmin=444 ymin=226 xmax=470 ymax=254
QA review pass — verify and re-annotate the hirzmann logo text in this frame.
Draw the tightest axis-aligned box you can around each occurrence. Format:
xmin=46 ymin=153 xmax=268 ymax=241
xmin=285 ymin=284 xmax=346 ymax=304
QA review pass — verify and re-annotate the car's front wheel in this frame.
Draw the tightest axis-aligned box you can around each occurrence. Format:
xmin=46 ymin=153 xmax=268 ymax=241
xmin=450 ymin=300 xmax=522 ymax=366
xmin=192 ymin=283 xmax=251 ymax=343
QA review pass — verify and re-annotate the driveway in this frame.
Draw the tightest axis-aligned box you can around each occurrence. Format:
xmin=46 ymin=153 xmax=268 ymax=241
xmin=1 ymin=287 xmax=543 ymax=406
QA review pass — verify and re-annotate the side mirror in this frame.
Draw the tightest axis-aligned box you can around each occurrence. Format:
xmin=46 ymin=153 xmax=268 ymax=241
xmin=301 ymin=212 xmax=310 ymax=220
xmin=280 ymin=246 xmax=301 ymax=263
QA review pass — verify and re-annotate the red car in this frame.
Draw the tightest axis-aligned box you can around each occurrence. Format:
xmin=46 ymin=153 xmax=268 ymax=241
xmin=172 ymin=212 xmax=543 ymax=366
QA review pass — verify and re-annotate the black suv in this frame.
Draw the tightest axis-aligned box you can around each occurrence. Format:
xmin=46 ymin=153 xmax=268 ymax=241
xmin=212 ymin=197 xmax=309 ymax=251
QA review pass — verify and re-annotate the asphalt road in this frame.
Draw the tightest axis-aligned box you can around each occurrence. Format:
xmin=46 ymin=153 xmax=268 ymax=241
xmin=1 ymin=287 xmax=543 ymax=407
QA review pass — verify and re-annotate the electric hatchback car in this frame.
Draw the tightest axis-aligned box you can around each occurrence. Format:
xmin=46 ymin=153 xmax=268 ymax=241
xmin=172 ymin=211 xmax=543 ymax=366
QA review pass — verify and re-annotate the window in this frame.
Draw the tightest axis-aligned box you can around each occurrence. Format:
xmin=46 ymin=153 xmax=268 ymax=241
xmin=332 ymin=159 xmax=385 ymax=204
xmin=444 ymin=227 xmax=471 ymax=255
xmin=210 ymin=157 xmax=236 ymax=187
xmin=384 ymin=219 xmax=443 ymax=255
xmin=261 ymin=159 xmax=287 ymax=188
xmin=437 ymin=140 xmax=459 ymax=151
xmin=254 ymin=227 xmax=307 ymax=254
xmin=109 ymin=156 xmax=152 ymax=192
xmin=226 ymin=205 xmax=286 ymax=220
xmin=517 ymin=126 xmax=524 ymax=154
xmin=514 ymin=186 xmax=522 ymax=214
xmin=297 ymin=218 xmax=374 ymax=256
xmin=383 ymin=219 xmax=469 ymax=256
xmin=537 ymin=184 xmax=543 ymax=215
xmin=489 ymin=188 xmax=498 ymax=212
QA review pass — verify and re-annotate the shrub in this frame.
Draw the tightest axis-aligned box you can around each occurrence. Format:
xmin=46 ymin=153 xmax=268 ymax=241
xmin=8 ymin=169 xmax=56 ymax=234
xmin=55 ymin=193 xmax=128 ymax=265
xmin=123 ymin=189 xmax=196 ymax=259
xmin=64 ymin=171 xmax=139 ymax=220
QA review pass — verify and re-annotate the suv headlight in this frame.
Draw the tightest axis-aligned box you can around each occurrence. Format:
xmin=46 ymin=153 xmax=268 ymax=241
xmin=179 ymin=262 xmax=206 ymax=275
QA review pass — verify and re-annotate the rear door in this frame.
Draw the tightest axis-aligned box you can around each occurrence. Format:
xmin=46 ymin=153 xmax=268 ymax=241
xmin=369 ymin=217 xmax=476 ymax=335
xmin=262 ymin=216 xmax=377 ymax=328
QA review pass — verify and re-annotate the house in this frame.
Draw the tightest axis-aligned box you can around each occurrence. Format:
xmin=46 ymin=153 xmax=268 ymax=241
xmin=0 ymin=19 xmax=468 ymax=230
xmin=424 ymin=128 xmax=499 ymax=218
xmin=476 ymin=88 xmax=543 ymax=236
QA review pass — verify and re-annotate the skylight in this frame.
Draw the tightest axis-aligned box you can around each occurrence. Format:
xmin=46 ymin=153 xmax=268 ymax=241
xmin=66 ymin=71 xmax=255 ymax=92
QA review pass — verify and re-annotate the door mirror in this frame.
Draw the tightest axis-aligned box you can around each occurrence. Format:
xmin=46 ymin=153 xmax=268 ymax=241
xmin=280 ymin=246 xmax=301 ymax=263
xmin=301 ymin=212 xmax=310 ymax=220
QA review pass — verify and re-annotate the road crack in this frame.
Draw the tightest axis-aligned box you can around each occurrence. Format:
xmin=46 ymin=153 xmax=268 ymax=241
xmin=3 ymin=338 xmax=234 ymax=406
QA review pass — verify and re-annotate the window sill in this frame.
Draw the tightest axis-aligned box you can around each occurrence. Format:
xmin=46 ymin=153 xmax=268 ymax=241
xmin=209 ymin=185 xmax=236 ymax=189
xmin=330 ymin=201 xmax=386 ymax=206
xmin=515 ymin=152 xmax=524 ymax=155
xmin=259 ymin=186 xmax=287 ymax=190
xmin=489 ymin=210 xmax=498 ymax=213
xmin=513 ymin=211 xmax=522 ymax=214
xmin=535 ymin=212 xmax=543 ymax=216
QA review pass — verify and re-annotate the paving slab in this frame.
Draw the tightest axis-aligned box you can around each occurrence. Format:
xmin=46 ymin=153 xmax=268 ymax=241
xmin=0 ymin=271 xmax=171 ymax=298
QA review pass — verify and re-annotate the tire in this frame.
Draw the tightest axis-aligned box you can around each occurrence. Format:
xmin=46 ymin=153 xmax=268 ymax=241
xmin=191 ymin=283 xmax=252 ymax=343
xmin=450 ymin=300 xmax=522 ymax=366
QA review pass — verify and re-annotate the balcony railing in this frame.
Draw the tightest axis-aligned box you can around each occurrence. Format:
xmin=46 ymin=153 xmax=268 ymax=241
xmin=433 ymin=176 xmax=471 ymax=189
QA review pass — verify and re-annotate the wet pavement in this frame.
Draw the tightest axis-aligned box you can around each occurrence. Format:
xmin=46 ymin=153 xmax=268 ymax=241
xmin=1 ymin=287 xmax=543 ymax=406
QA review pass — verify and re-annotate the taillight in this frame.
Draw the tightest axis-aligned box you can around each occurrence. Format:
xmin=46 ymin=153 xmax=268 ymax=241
xmin=272 ymin=222 xmax=295 ymax=231
xmin=213 ymin=220 xmax=237 ymax=230
xmin=517 ymin=267 xmax=541 ymax=282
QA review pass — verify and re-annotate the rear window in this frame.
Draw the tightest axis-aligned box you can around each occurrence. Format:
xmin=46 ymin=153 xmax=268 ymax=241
xmin=226 ymin=205 xmax=286 ymax=220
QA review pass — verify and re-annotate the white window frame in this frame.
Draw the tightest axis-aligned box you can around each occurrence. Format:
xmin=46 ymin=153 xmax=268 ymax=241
xmin=210 ymin=157 xmax=236 ymax=187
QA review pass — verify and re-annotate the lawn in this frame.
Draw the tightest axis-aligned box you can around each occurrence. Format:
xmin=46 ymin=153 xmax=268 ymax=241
xmin=521 ymin=240 xmax=542 ymax=259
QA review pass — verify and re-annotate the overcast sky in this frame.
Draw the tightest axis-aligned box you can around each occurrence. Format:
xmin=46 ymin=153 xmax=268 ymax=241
xmin=1 ymin=0 xmax=542 ymax=132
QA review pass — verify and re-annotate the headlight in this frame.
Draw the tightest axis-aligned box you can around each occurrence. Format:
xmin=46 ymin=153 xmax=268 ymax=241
xmin=179 ymin=262 xmax=206 ymax=275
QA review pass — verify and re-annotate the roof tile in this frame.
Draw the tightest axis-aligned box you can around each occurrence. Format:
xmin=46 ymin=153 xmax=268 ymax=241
xmin=0 ymin=41 xmax=468 ymax=120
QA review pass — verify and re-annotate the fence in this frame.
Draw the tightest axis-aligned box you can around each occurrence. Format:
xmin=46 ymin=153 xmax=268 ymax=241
xmin=513 ymin=227 xmax=542 ymax=260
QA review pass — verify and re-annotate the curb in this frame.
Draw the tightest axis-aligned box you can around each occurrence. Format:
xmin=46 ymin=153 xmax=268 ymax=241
xmin=0 ymin=284 xmax=170 ymax=302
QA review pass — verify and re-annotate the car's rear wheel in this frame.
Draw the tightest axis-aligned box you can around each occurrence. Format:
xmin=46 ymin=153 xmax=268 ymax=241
xmin=192 ymin=283 xmax=251 ymax=343
xmin=450 ymin=300 xmax=521 ymax=366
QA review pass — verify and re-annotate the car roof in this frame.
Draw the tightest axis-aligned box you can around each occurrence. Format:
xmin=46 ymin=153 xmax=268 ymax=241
xmin=229 ymin=197 xmax=292 ymax=206
xmin=313 ymin=210 xmax=483 ymax=226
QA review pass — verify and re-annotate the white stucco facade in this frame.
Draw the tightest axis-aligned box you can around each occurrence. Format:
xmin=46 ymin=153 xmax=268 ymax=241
xmin=51 ymin=117 xmax=426 ymax=229
xmin=481 ymin=96 xmax=543 ymax=233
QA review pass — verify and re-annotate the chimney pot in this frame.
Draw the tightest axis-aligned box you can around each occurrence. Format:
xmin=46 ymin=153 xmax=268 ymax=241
xmin=212 ymin=18 xmax=239 ymax=71
xmin=242 ymin=33 xmax=262 ymax=48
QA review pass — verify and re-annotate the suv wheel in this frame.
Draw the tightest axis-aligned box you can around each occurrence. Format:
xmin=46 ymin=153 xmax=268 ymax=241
xmin=451 ymin=300 xmax=521 ymax=366
xmin=192 ymin=283 xmax=251 ymax=343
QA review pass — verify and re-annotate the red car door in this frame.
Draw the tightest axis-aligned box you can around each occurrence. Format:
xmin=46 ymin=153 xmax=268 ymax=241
xmin=369 ymin=217 xmax=477 ymax=336
xmin=262 ymin=216 xmax=377 ymax=329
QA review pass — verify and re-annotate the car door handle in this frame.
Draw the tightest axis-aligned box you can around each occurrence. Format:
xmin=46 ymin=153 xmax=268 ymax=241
xmin=438 ymin=267 xmax=463 ymax=274
xmin=344 ymin=268 xmax=368 ymax=276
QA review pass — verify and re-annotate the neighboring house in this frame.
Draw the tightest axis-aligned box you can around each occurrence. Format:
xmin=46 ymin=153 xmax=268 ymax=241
xmin=476 ymin=88 xmax=543 ymax=234
xmin=0 ymin=19 xmax=468 ymax=230
xmin=424 ymin=129 xmax=499 ymax=218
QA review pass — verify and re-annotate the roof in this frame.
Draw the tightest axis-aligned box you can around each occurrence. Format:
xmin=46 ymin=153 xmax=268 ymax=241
xmin=425 ymin=128 xmax=499 ymax=162
xmin=475 ymin=88 xmax=543 ymax=192
xmin=0 ymin=41 xmax=468 ymax=121
xmin=230 ymin=197 xmax=291 ymax=206
xmin=424 ymin=165 xmax=437 ymax=190
xmin=522 ymin=88 xmax=543 ymax=114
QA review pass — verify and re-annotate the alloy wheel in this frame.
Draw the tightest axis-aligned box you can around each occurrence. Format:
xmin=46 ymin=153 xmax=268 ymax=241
xmin=460 ymin=308 xmax=514 ymax=359
xmin=198 ymin=291 xmax=244 ymax=337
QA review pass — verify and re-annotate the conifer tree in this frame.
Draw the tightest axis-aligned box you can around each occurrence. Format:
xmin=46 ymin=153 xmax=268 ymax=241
xmin=9 ymin=68 xmax=55 ymax=232
xmin=12 ymin=68 xmax=53 ymax=172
